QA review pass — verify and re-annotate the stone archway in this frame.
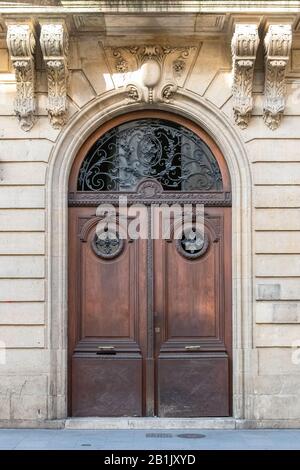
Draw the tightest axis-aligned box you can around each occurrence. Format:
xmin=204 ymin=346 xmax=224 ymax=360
xmin=46 ymin=89 xmax=253 ymax=423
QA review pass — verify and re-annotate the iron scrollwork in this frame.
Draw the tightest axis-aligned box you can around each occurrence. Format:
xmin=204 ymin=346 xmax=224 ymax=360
xmin=77 ymin=119 xmax=223 ymax=192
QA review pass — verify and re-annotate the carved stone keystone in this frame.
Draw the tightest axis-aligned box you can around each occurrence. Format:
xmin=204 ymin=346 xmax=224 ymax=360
xmin=105 ymin=44 xmax=196 ymax=104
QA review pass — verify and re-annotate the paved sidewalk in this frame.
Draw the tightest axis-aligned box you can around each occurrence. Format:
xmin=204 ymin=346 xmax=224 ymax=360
xmin=0 ymin=429 xmax=300 ymax=450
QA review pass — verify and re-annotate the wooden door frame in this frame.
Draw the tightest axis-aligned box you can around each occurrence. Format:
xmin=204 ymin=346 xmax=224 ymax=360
xmin=68 ymin=110 xmax=232 ymax=417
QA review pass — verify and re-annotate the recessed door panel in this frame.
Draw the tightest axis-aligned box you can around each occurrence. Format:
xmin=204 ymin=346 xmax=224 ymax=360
xmin=82 ymin=233 xmax=135 ymax=340
xmin=157 ymin=354 xmax=229 ymax=417
xmin=164 ymin=236 xmax=218 ymax=340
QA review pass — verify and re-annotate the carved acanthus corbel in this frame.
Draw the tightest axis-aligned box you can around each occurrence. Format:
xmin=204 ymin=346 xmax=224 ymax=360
xmin=231 ymin=24 xmax=259 ymax=129
xmin=6 ymin=22 xmax=36 ymax=131
xmin=263 ymin=24 xmax=292 ymax=130
xmin=40 ymin=22 xmax=69 ymax=129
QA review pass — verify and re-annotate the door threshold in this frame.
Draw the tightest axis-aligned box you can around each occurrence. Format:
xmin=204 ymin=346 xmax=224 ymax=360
xmin=65 ymin=417 xmax=236 ymax=430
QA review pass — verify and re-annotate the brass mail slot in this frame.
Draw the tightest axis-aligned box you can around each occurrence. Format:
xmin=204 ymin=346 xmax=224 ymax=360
xmin=185 ymin=345 xmax=201 ymax=351
xmin=97 ymin=345 xmax=116 ymax=355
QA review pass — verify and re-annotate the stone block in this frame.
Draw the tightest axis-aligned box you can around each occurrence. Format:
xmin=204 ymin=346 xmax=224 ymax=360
xmin=11 ymin=394 xmax=47 ymax=420
xmin=255 ymin=209 xmax=300 ymax=230
xmin=256 ymin=301 xmax=300 ymax=323
xmin=205 ymin=70 xmax=232 ymax=108
xmin=255 ymin=232 xmax=300 ymax=254
xmin=0 ymin=349 xmax=50 ymax=374
xmin=0 ymin=234 xmax=44 ymax=255
xmin=82 ymin=59 xmax=114 ymax=95
xmin=0 ymin=116 xmax=59 ymax=141
xmin=0 ymin=163 xmax=47 ymax=186
xmin=256 ymin=279 xmax=300 ymax=300
xmin=0 ymin=375 xmax=47 ymax=396
xmin=186 ymin=41 xmax=228 ymax=96
xmin=285 ymin=83 xmax=300 ymax=115
xmin=68 ymin=70 xmax=96 ymax=107
xmin=0 ymin=140 xmax=53 ymax=162
xmin=0 ymin=187 xmax=45 ymax=209
xmin=253 ymin=163 xmax=300 ymax=185
xmin=258 ymin=348 xmax=300 ymax=375
xmin=0 ymin=83 xmax=16 ymax=115
xmin=0 ymin=325 xmax=44 ymax=348
xmin=0 ymin=302 xmax=45 ymax=325
xmin=256 ymin=255 xmax=300 ymax=276
xmin=0 ymin=210 xmax=45 ymax=231
xmin=254 ymin=186 xmax=300 ymax=208
xmin=253 ymin=395 xmax=300 ymax=420
xmin=243 ymin=116 xmax=300 ymax=141
xmin=255 ymin=324 xmax=300 ymax=347
xmin=247 ymin=139 xmax=300 ymax=162
xmin=256 ymin=283 xmax=281 ymax=300
xmin=0 ymin=395 xmax=10 ymax=419
xmin=0 ymin=279 xmax=44 ymax=302
xmin=0 ymin=256 xmax=45 ymax=278
xmin=253 ymin=375 xmax=300 ymax=395
xmin=0 ymin=48 xmax=9 ymax=72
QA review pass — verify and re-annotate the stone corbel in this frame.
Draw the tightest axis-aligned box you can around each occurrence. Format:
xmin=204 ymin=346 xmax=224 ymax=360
xmin=263 ymin=24 xmax=292 ymax=130
xmin=40 ymin=21 xmax=69 ymax=129
xmin=6 ymin=21 xmax=37 ymax=132
xmin=231 ymin=24 xmax=259 ymax=129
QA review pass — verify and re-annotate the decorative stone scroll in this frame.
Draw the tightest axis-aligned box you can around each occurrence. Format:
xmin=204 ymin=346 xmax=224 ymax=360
xmin=6 ymin=22 xmax=36 ymax=131
xmin=40 ymin=22 xmax=69 ymax=129
xmin=106 ymin=44 xmax=196 ymax=104
xmin=231 ymin=24 xmax=259 ymax=129
xmin=263 ymin=24 xmax=292 ymax=130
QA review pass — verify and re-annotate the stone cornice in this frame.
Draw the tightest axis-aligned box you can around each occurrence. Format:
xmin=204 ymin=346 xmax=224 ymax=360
xmin=1 ymin=1 xmax=300 ymax=14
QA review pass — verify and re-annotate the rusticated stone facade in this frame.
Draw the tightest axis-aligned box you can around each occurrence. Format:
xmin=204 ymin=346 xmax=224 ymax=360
xmin=0 ymin=1 xmax=300 ymax=428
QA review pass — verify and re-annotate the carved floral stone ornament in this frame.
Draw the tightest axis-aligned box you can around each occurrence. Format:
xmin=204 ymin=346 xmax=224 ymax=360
xmin=6 ymin=21 xmax=37 ymax=132
xmin=263 ymin=24 xmax=292 ymax=130
xmin=106 ymin=44 xmax=196 ymax=104
xmin=231 ymin=24 xmax=259 ymax=129
xmin=40 ymin=22 xmax=69 ymax=129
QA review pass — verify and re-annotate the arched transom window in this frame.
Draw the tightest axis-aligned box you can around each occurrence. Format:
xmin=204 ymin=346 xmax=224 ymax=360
xmin=77 ymin=119 xmax=223 ymax=192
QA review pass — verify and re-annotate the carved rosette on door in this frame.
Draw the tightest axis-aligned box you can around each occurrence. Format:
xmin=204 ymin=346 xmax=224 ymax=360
xmin=68 ymin=111 xmax=232 ymax=417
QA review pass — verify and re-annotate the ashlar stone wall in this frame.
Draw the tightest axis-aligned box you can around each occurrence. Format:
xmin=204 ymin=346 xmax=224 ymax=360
xmin=0 ymin=16 xmax=300 ymax=425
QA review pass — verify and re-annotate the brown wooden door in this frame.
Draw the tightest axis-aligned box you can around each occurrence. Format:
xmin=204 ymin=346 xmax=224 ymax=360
xmin=69 ymin=208 xmax=148 ymax=416
xmin=154 ymin=207 xmax=231 ymax=416
xmin=68 ymin=111 xmax=232 ymax=417
xmin=68 ymin=206 xmax=231 ymax=417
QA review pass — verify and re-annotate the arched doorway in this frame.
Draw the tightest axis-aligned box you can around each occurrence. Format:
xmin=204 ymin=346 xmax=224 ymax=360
xmin=68 ymin=110 xmax=232 ymax=417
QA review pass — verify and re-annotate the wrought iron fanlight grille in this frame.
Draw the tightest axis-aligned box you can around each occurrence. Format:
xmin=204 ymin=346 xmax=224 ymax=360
xmin=77 ymin=119 xmax=223 ymax=192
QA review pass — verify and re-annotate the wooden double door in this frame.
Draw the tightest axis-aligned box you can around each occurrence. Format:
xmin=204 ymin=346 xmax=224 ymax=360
xmin=68 ymin=111 xmax=232 ymax=417
xmin=69 ymin=204 xmax=231 ymax=417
